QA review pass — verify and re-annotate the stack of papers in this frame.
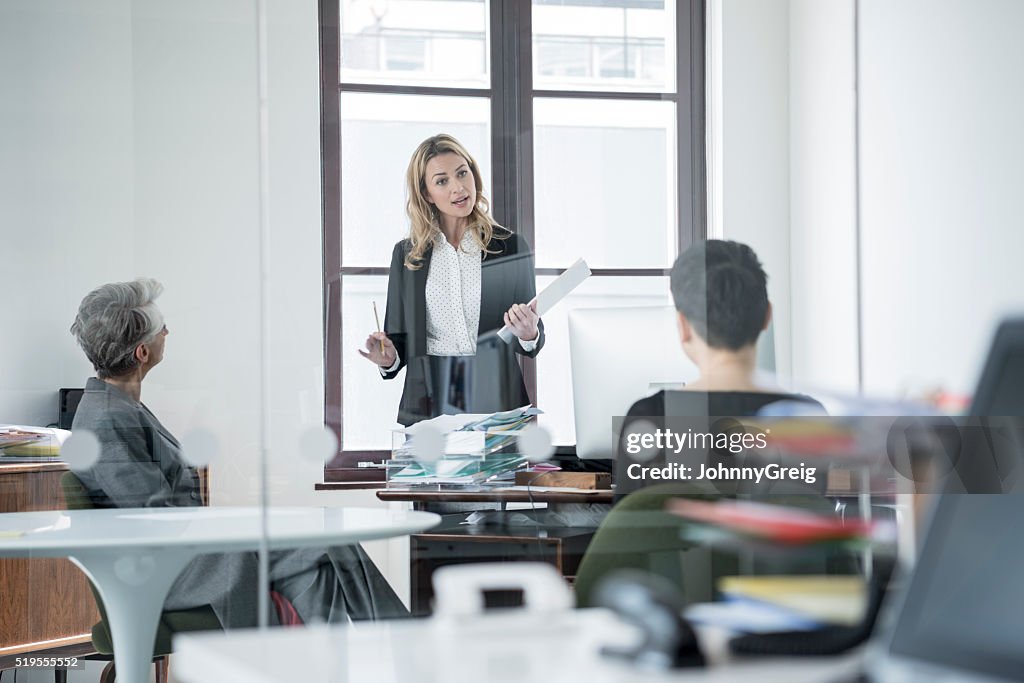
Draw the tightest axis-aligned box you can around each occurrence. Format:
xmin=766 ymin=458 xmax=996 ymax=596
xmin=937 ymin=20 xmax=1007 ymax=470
xmin=0 ymin=425 xmax=71 ymax=460
xmin=686 ymin=575 xmax=866 ymax=633
xmin=395 ymin=406 xmax=541 ymax=457
xmin=685 ymin=600 xmax=824 ymax=633
xmin=388 ymin=407 xmax=541 ymax=486
xmin=718 ymin=576 xmax=866 ymax=626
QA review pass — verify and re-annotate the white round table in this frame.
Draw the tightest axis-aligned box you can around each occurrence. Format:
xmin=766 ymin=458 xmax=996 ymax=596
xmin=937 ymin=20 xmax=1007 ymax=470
xmin=0 ymin=506 xmax=440 ymax=683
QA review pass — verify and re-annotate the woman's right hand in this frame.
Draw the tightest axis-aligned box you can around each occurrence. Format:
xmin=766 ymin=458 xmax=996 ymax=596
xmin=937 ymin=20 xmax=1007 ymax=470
xmin=358 ymin=332 xmax=398 ymax=368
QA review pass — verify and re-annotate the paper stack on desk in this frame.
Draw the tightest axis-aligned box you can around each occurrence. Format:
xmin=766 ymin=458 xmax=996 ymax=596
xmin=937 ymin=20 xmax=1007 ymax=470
xmin=394 ymin=406 xmax=540 ymax=456
xmin=388 ymin=407 xmax=540 ymax=486
xmin=0 ymin=425 xmax=70 ymax=460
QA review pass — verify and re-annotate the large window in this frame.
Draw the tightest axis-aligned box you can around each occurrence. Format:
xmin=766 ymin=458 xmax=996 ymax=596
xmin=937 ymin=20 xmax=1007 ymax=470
xmin=322 ymin=0 xmax=705 ymax=483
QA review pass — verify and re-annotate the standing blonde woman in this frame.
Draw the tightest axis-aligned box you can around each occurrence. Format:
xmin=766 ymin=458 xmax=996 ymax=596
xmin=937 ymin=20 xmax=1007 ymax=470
xmin=360 ymin=134 xmax=544 ymax=424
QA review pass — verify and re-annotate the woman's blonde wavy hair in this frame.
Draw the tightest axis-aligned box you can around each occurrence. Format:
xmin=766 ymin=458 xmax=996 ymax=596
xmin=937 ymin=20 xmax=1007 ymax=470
xmin=403 ymin=133 xmax=506 ymax=270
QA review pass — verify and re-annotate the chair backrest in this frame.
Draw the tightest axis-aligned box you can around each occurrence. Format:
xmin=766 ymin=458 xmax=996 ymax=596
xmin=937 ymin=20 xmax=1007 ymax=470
xmin=60 ymin=470 xmax=94 ymax=510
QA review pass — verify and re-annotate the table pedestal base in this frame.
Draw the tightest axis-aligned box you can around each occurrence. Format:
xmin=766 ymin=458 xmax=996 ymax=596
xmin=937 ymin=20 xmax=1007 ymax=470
xmin=71 ymin=549 xmax=194 ymax=683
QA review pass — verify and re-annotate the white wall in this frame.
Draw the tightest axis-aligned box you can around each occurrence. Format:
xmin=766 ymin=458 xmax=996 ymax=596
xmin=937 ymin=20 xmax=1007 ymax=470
xmin=722 ymin=0 xmax=1024 ymax=401
xmin=858 ymin=0 xmax=1024 ymax=396
xmin=0 ymin=0 xmax=407 ymax=615
xmin=0 ymin=0 xmax=331 ymax=505
xmin=717 ymin=0 xmax=794 ymax=383
xmin=0 ymin=0 xmax=135 ymax=423
xmin=125 ymin=0 xmax=331 ymax=511
xmin=788 ymin=0 xmax=859 ymax=395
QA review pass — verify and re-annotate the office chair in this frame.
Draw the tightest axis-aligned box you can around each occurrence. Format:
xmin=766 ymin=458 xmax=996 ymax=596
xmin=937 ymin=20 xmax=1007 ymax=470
xmin=60 ymin=471 xmax=222 ymax=683
xmin=574 ymin=481 xmax=857 ymax=609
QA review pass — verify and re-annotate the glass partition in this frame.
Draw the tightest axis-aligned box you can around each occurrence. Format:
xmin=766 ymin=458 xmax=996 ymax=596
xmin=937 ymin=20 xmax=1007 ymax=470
xmin=0 ymin=0 xmax=920 ymax=679
xmin=0 ymin=3 xmax=278 ymax=678
xmin=0 ymin=3 xmax=417 ymax=681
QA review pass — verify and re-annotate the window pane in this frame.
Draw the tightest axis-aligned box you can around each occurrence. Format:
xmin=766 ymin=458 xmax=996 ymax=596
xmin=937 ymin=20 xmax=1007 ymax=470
xmin=341 ymin=276 xmax=406 ymax=450
xmin=340 ymin=0 xmax=489 ymax=88
xmin=535 ymin=275 xmax=672 ymax=445
xmin=533 ymin=98 xmax=676 ymax=269
xmin=341 ymin=92 xmax=491 ymax=267
xmin=532 ymin=0 xmax=674 ymax=92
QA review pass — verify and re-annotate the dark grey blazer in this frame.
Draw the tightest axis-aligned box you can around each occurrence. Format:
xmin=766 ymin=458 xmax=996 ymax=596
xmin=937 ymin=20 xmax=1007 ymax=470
xmin=382 ymin=230 xmax=545 ymax=425
xmin=71 ymin=378 xmax=405 ymax=627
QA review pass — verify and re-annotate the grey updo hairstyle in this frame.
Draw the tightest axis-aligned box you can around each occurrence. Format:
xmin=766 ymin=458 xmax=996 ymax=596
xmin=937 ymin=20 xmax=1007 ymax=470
xmin=71 ymin=278 xmax=165 ymax=379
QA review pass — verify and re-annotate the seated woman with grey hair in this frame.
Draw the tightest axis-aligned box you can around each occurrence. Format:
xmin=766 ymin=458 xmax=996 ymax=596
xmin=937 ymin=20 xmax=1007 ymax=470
xmin=70 ymin=278 xmax=406 ymax=627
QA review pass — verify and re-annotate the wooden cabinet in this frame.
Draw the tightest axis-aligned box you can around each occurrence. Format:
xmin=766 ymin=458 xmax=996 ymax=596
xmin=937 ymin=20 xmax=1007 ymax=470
xmin=0 ymin=463 xmax=99 ymax=657
xmin=409 ymin=515 xmax=596 ymax=616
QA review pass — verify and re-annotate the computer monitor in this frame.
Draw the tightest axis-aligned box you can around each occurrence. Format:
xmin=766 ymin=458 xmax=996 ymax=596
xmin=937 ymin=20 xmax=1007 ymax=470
xmin=864 ymin=318 xmax=1024 ymax=679
xmin=969 ymin=317 xmax=1024 ymax=417
xmin=869 ymin=494 xmax=1024 ymax=682
xmin=59 ymin=388 xmax=84 ymax=430
xmin=568 ymin=306 xmax=778 ymax=459
xmin=568 ymin=306 xmax=777 ymax=459
xmin=403 ymin=330 xmax=527 ymax=422
xmin=944 ymin=316 xmax=1024 ymax=493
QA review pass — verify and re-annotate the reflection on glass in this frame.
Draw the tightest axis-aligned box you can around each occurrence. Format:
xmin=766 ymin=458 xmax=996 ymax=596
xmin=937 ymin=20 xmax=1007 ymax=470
xmin=533 ymin=98 xmax=676 ymax=269
xmin=349 ymin=130 xmax=544 ymax=461
xmin=341 ymin=92 xmax=490 ymax=268
xmin=341 ymin=0 xmax=489 ymax=87
xmin=298 ymin=425 xmax=341 ymax=464
xmin=535 ymin=276 xmax=671 ymax=445
xmin=63 ymin=279 xmax=406 ymax=630
xmin=343 ymin=276 xmax=405 ymax=450
xmin=532 ymin=0 xmax=674 ymax=92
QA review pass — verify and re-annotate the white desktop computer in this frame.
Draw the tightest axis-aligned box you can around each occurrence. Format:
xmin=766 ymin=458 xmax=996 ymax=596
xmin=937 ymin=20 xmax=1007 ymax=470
xmin=568 ymin=306 xmax=777 ymax=459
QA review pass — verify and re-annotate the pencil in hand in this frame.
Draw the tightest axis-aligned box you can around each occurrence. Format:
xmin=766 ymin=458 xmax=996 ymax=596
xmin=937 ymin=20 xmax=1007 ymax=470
xmin=372 ymin=301 xmax=385 ymax=356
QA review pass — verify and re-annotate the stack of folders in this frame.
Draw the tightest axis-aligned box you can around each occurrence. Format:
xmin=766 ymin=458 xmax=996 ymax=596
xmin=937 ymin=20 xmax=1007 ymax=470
xmin=669 ymin=498 xmax=882 ymax=634
xmin=686 ymin=576 xmax=867 ymax=633
xmin=388 ymin=407 xmax=540 ymax=487
xmin=666 ymin=498 xmax=880 ymax=546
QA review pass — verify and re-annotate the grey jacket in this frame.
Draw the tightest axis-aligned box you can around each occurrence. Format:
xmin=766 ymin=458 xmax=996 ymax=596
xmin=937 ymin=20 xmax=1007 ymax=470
xmin=71 ymin=378 xmax=405 ymax=627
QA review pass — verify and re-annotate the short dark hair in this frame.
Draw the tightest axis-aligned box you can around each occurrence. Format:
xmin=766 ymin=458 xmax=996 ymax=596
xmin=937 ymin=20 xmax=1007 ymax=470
xmin=670 ymin=240 xmax=768 ymax=350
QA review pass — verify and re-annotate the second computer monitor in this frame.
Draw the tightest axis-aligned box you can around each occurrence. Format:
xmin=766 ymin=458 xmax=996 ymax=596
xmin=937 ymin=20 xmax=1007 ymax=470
xmin=568 ymin=306 xmax=697 ymax=459
xmin=568 ymin=305 xmax=778 ymax=459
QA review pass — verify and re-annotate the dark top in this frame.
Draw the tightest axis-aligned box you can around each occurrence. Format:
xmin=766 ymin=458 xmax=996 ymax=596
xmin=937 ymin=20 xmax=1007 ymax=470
xmin=382 ymin=230 xmax=545 ymax=425
xmin=626 ymin=389 xmax=824 ymax=420
xmin=616 ymin=389 xmax=825 ymax=499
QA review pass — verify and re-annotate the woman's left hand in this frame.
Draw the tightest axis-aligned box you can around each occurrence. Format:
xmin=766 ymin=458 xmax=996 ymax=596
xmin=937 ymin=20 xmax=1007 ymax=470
xmin=504 ymin=301 xmax=539 ymax=342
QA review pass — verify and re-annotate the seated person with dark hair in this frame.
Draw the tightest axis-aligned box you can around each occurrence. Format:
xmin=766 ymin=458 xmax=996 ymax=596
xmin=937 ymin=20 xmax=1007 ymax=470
xmin=635 ymin=239 xmax=821 ymax=418
xmin=574 ymin=240 xmax=834 ymax=607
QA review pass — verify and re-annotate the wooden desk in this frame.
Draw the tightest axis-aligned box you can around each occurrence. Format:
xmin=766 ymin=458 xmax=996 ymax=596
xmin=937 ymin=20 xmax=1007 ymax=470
xmin=0 ymin=462 xmax=99 ymax=657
